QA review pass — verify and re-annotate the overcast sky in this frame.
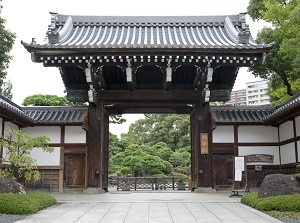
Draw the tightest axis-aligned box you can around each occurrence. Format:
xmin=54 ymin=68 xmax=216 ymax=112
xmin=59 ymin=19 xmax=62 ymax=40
xmin=2 ymin=0 xmax=266 ymax=136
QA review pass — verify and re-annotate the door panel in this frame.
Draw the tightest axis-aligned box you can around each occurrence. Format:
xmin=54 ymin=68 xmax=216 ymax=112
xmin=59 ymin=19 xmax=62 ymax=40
xmin=64 ymin=154 xmax=85 ymax=187
xmin=213 ymin=154 xmax=233 ymax=186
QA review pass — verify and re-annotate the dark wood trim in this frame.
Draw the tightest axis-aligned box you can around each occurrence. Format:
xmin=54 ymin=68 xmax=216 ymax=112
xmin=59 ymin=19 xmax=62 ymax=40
xmin=234 ymin=125 xmax=238 ymax=156
xmin=213 ymin=142 xmax=279 ymax=147
xmin=64 ymin=147 xmax=86 ymax=154
xmin=293 ymin=118 xmax=298 ymax=163
xmin=0 ymin=118 xmax=4 ymax=168
xmin=279 ymin=137 xmax=300 ymax=146
xmin=59 ymin=126 xmax=65 ymax=192
xmin=37 ymin=166 xmax=62 ymax=170
xmin=278 ymin=127 xmax=282 ymax=165
xmin=96 ymin=90 xmax=201 ymax=103
xmin=48 ymin=143 xmax=87 ymax=147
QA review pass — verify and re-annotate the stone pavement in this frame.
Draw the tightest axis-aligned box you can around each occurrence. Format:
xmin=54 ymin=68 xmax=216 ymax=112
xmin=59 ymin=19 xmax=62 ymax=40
xmin=16 ymin=189 xmax=282 ymax=223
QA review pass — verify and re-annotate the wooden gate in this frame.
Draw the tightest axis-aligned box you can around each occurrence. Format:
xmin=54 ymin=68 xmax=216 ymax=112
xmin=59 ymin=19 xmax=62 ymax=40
xmin=213 ymin=154 xmax=233 ymax=187
xmin=64 ymin=154 xmax=85 ymax=188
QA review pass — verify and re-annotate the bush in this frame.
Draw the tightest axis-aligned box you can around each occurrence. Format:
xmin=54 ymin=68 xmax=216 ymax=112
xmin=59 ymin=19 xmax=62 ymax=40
xmin=0 ymin=192 xmax=56 ymax=214
xmin=241 ymin=192 xmax=300 ymax=212
xmin=152 ymin=173 xmax=165 ymax=178
xmin=295 ymin=173 xmax=300 ymax=182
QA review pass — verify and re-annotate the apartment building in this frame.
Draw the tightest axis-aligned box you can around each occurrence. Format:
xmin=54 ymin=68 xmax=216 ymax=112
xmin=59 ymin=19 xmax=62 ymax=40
xmin=226 ymin=89 xmax=247 ymax=106
xmin=246 ymin=80 xmax=270 ymax=105
xmin=226 ymin=80 xmax=270 ymax=106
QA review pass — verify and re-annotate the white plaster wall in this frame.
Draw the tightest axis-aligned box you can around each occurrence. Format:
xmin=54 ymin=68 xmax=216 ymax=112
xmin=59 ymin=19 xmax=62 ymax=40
xmin=279 ymin=121 xmax=294 ymax=142
xmin=238 ymin=146 xmax=280 ymax=165
xmin=295 ymin=116 xmax=300 ymax=137
xmin=30 ymin=147 xmax=60 ymax=166
xmin=65 ymin=126 xmax=86 ymax=143
xmin=280 ymin=142 xmax=296 ymax=164
xmin=22 ymin=126 xmax=60 ymax=143
xmin=212 ymin=126 xmax=234 ymax=143
xmin=238 ymin=126 xmax=278 ymax=143
xmin=4 ymin=122 xmax=18 ymax=131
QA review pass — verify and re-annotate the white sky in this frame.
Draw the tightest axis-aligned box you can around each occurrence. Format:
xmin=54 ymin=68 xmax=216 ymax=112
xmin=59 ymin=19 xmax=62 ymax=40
xmin=2 ymin=0 xmax=266 ymax=137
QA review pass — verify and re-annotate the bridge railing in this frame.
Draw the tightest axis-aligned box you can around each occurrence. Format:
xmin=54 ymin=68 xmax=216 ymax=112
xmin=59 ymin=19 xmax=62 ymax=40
xmin=112 ymin=176 xmax=188 ymax=190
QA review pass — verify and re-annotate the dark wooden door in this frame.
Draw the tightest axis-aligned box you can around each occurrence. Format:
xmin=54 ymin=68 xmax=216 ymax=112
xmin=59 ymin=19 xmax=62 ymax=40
xmin=64 ymin=154 xmax=85 ymax=187
xmin=213 ymin=154 xmax=233 ymax=186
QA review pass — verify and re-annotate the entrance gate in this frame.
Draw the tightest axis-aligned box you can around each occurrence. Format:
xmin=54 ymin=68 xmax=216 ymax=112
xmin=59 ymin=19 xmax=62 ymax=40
xmin=22 ymin=13 xmax=271 ymax=191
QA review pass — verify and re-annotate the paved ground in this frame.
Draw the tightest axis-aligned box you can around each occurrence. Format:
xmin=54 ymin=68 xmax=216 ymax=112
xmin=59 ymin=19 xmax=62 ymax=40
xmin=15 ymin=189 xmax=282 ymax=223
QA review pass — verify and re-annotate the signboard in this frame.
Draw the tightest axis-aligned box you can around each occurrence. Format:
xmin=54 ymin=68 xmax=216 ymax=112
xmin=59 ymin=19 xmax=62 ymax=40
xmin=234 ymin=156 xmax=245 ymax=182
xmin=246 ymin=154 xmax=274 ymax=163
xmin=200 ymin=133 xmax=208 ymax=154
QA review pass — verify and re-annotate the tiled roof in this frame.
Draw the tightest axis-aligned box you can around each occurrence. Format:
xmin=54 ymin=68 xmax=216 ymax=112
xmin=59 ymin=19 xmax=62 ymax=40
xmin=211 ymin=106 xmax=275 ymax=124
xmin=0 ymin=96 xmax=35 ymax=126
xmin=22 ymin=106 xmax=87 ymax=125
xmin=22 ymin=13 xmax=272 ymax=50
xmin=263 ymin=93 xmax=300 ymax=125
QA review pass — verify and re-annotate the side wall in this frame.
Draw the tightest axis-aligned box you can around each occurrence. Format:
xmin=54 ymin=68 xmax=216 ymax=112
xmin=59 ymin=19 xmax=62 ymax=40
xmin=212 ymin=115 xmax=300 ymax=188
xmin=1 ymin=122 xmax=87 ymax=191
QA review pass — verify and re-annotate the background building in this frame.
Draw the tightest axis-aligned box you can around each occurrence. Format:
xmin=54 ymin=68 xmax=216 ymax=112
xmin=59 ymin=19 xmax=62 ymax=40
xmin=226 ymin=80 xmax=270 ymax=106
xmin=226 ymin=89 xmax=247 ymax=106
xmin=246 ymin=80 xmax=270 ymax=105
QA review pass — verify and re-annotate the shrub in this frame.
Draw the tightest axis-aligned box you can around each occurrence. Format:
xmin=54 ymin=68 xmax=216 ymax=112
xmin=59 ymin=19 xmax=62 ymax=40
xmin=295 ymin=173 xmax=300 ymax=182
xmin=0 ymin=192 xmax=56 ymax=214
xmin=120 ymin=167 xmax=131 ymax=176
xmin=241 ymin=192 xmax=300 ymax=212
xmin=152 ymin=173 xmax=165 ymax=178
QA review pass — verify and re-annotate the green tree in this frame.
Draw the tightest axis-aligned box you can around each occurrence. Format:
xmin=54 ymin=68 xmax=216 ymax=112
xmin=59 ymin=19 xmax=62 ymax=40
xmin=22 ymin=94 xmax=69 ymax=106
xmin=0 ymin=128 xmax=54 ymax=182
xmin=0 ymin=79 xmax=12 ymax=100
xmin=247 ymin=0 xmax=300 ymax=104
xmin=0 ymin=1 xmax=15 ymax=99
xmin=122 ymin=114 xmax=190 ymax=151
xmin=143 ymin=155 xmax=165 ymax=175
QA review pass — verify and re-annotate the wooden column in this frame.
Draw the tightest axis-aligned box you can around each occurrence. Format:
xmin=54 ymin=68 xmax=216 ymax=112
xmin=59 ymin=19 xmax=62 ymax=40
xmin=190 ymin=108 xmax=199 ymax=190
xmin=191 ymin=99 xmax=214 ymax=191
xmin=100 ymin=105 xmax=109 ymax=191
xmin=199 ymin=101 xmax=213 ymax=188
xmin=87 ymin=103 xmax=101 ymax=187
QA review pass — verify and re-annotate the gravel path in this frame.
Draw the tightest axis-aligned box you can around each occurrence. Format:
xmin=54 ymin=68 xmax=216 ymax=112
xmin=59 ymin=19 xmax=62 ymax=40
xmin=0 ymin=214 xmax=28 ymax=223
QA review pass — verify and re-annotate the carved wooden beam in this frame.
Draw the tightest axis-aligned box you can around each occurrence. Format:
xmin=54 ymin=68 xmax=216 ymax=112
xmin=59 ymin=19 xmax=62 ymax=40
xmin=94 ymin=66 xmax=106 ymax=90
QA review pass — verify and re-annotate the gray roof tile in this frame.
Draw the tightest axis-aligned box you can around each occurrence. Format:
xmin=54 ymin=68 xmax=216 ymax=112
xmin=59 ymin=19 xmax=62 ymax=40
xmin=22 ymin=106 xmax=87 ymax=125
xmin=211 ymin=106 xmax=275 ymax=124
xmin=22 ymin=13 xmax=272 ymax=50
xmin=0 ymin=96 xmax=35 ymax=126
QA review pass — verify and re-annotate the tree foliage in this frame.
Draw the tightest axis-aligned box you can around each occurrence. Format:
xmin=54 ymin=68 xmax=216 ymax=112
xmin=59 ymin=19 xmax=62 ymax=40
xmin=121 ymin=114 xmax=190 ymax=151
xmin=0 ymin=79 xmax=12 ymax=100
xmin=0 ymin=128 xmax=54 ymax=182
xmin=109 ymin=115 xmax=191 ymax=177
xmin=0 ymin=1 xmax=15 ymax=99
xmin=247 ymin=0 xmax=300 ymax=104
xmin=22 ymin=94 xmax=69 ymax=106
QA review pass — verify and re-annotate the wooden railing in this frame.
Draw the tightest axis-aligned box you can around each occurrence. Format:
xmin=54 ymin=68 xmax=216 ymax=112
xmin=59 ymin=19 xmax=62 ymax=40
xmin=112 ymin=176 xmax=188 ymax=190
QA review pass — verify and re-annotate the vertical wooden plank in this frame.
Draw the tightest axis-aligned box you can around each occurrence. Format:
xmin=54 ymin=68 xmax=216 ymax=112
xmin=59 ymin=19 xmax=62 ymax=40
xmin=59 ymin=126 xmax=65 ymax=192
xmin=190 ymin=108 xmax=199 ymax=190
xmin=293 ymin=118 xmax=298 ymax=163
xmin=87 ymin=103 xmax=101 ymax=187
xmin=199 ymin=101 xmax=213 ymax=188
xmin=101 ymin=108 xmax=109 ymax=191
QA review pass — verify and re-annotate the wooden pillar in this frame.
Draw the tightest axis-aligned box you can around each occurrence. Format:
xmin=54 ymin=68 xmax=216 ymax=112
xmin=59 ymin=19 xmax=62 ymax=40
xmin=100 ymin=106 xmax=109 ymax=191
xmin=190 ymin=107 xmax=199 ymax=190
xmin=87 ymin=103 xmax=101 ymax=187
xmin=191 ymin=99 xmax=214 ymax=191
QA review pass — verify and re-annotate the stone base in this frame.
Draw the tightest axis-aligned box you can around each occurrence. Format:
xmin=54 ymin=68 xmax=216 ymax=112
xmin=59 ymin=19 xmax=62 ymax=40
xmin=83 ymin=187 xmax=105 ymax=194
xmin=194 ymin=187 xmax=217 ymax=193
